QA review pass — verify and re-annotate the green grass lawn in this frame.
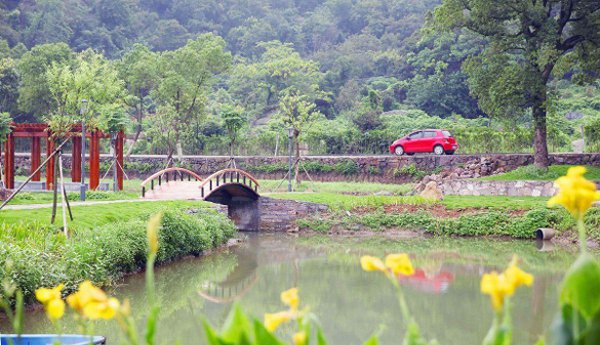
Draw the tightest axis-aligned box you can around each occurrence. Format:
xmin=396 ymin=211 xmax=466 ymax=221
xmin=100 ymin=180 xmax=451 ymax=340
xmin=270 ymin=192 xmax=433 ymax=210
xmin=259 ymin=180 xmax=413 ymax=195
xmin=0 ymin=200 xmax=210 ymax=229
xmin=479 ymin=165 xmax=600 ymax=181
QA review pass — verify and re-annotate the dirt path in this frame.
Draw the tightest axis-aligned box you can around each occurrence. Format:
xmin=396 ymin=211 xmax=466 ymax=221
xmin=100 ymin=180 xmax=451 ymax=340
xmin=2 ymin=198 xmax=159 ymax=210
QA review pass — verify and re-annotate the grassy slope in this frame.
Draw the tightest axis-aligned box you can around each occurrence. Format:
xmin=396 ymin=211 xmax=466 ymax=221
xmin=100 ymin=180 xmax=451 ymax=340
xmin=480 ymin=165 xmax=600 ymax=181
xmin=0 ymin=200 xmax=208 ymax=229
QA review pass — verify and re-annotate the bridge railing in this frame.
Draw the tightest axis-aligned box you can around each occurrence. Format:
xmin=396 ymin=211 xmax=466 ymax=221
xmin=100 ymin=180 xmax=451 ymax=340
xmin=140 ymin=167 xmax=203 ymax=197
xmin=199 ymin=168 xmax=260 ymax=198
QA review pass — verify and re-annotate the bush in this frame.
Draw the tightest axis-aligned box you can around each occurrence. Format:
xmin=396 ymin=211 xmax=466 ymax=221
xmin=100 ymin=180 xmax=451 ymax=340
xmin=0 ymin=208 xmax=236 ymax=303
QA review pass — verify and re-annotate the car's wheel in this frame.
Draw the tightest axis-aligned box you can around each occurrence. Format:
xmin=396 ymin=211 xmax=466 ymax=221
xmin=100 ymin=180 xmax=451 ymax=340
xmin=394 ymin=146 xmax=405 ymax=156
xmin=433 ymin=145 xmax=444 ymax=155
xmin=445 ymin=150 xmax=455 ymax=155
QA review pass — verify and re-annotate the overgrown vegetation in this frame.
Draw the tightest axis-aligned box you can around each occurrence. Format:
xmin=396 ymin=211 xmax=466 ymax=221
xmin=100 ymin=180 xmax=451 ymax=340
xmin=0 ymin=206 xmax=236 ymax=303
xmin=479 ymin=165 xmax=600 ymax=181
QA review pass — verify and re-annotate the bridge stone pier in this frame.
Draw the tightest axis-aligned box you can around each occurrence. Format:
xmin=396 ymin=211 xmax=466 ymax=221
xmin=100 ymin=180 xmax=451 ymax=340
xmin=141 ymin=168 xmax=328 ymax=231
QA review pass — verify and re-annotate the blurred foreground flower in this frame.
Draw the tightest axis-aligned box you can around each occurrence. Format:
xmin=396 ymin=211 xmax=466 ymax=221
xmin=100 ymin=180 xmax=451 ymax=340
xmin=264 ymin=287 xmax=305 ymax=333
xmin=67 ymin=281 xmax=120 ymax=320
xmin=361 ymin=253 xmax=414 ymax=277
xmin=481 ymin=256 xmax=533 ymax=311
xmin=35 ymin=284 xmax=65 ymax=320
xmin=548 ymin=166 xmax=600 ymax=220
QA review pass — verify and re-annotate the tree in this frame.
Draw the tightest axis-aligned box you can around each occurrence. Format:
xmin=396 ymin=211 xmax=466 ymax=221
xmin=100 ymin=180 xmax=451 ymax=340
xmin=434 ymin=0 xmax=600 ymax=167
xmin=152 ymin=34 xmax=232 ymax=158
xmin=0 ymin=112 xmax=12 ymax=197
xmin=118 ymin=44 xmax=159 ymax=156
xmin=221 ymin=107 xmax=247 ymax=157
xmin=0 ymin=58 xmax=19 ymax=115
xmin=45 ymin=50 xmax=125 ymax=138
xmin=17 ymin=43 xmax=73 ymax=119
xmin=276 ymin=89 xmax=322 ymax=186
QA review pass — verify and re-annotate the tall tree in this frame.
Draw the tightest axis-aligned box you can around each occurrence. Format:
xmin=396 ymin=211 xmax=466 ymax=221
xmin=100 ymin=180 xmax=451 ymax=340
xmin=118 ymin=44 xmax=159 ymax=156
xmin=17 ymin=43 xmax=73 ymax=119
xmin=152 ymin=34 xmax=231 ymax=158
xmin=434 ymin=0 xmax=600 ymax=167
xmin=45 ymin=49 xmax=125 ymax=135
xmin=0 ymin=58 xmax=19 ymax=115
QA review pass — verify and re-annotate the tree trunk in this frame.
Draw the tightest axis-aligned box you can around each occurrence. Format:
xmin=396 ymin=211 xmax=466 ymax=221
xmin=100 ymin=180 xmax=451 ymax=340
xmin=294 ymin=131 xmax=301 ymax=187
xmin=532 ymin=87 xmax=550 ymax=168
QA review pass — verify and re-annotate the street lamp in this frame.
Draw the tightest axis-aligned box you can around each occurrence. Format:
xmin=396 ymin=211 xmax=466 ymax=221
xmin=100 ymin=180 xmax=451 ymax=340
xmin=80 ymin=99 xmax=88 ymax=201
xmin=288 ymin=127 xmax=294 ymax=192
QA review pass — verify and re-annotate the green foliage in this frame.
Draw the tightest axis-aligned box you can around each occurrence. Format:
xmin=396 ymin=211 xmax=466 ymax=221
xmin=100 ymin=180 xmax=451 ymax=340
xmin=333 ymin=159 xmax=359 ymax=176
xmin=0 ymin=207 xmax=235 ymax=303
xmin=0 ymin=111 xmax=11 ymax=141
xmin=394 ymin=164 xmax=427 ymax=180
xmin=480 ymin=165 xmax=600 ymax=182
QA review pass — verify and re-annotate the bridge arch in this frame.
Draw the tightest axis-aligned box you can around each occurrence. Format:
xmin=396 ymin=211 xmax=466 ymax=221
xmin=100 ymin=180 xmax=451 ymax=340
xmin=199 ymin=169 xmax=260 ymax=204
xmin=140 ymin=167 xmax=203 ymax=198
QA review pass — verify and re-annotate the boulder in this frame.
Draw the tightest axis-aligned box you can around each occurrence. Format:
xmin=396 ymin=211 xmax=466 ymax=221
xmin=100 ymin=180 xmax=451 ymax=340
xmin=420 ymin=181 xmax=444 ymax=201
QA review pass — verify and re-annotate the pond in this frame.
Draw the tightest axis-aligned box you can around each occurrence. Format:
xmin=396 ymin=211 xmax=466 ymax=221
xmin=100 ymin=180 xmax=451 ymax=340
xmin=9 ymin=233 xmax=585 ymax=345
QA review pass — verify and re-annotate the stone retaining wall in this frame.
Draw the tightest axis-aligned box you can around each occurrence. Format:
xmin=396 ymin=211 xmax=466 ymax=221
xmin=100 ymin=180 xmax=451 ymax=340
xmin=6 ymin=153 xmax=600 ymax=183
xmin=258 ymin=197 xmax=328 ymax=232
xmin=441 ymin=180 xmax=557 ymax=197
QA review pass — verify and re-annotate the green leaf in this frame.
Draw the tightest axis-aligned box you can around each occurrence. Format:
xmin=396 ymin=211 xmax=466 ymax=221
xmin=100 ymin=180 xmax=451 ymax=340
xmin=362 ymin=336 xmax=380 ymax=345
xmin=580 ymin=309 xmax=600 ymax=345
xmin=253 ymin=320 xmax=286 ymax=345
xmin=220 ymin=303 xmax=254 ymax=344
xmin=551 ymin=304 xmax=586 ymax=345
xmin=317 ymin=328 xmax=329 ymax=345
xmin=202 ymin=319 xmax=224 ymax=345
xmin=561 ymin=253 xmax=600 ymax=320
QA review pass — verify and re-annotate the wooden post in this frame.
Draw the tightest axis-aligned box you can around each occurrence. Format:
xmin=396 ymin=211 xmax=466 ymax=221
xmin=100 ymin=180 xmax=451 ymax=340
xmin=89 ymin=130 xmax=100 ymax=190
xmin=4 ymin=132 xmax=14 ymax=189
xmin=31 ymin=137 xmax=41 ymax=181
xmin=116 ymin=130 xmax=124 ymax=191
xmin=46 ymin=138 xmax=55 ymax=191
xmin=71 ymin=136 xmax=81 ymax=182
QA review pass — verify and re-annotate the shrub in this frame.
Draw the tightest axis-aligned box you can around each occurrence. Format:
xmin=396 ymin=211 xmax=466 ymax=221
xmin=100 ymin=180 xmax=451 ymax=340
xmin=334 ymin=159 xmax=359 ymax=175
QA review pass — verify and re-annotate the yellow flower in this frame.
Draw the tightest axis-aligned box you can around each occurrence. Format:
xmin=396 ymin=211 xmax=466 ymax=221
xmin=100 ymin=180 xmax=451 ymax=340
xmin=360 ymin=256 xmax=386 ymax=272
xmin=147 ymin=213 xmax=162 ymax=255
xmin=385 ymin=254 xmax=415 ymax=276
xmin=548 ymin=166 xmax=600 ymax=220
xmin=46 ymin=298 xmax=66 ymax=320
xmin=293 ymin=331 xmax=308 ymax=345
xmin=504 ymin=256 xmax=534 ymax=291
xmin=264 ymin=311 xmax=292 ymax=332
xmin=480 ymin=256 xmax=533 ymax=311
xmin=35 ymin=284 xmax=65 ymax=320
xmin=67 ymin=281 xmax=120 ymax=320
xmin=281 ymin=288 xmax=299 ymax=310
xmin=35 ymin=284 xmax=64 ymax=304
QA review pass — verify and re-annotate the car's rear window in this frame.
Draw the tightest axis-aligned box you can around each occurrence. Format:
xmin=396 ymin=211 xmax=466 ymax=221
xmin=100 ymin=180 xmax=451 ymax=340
xmin=442 ymin=130 xmax=452 ymax=137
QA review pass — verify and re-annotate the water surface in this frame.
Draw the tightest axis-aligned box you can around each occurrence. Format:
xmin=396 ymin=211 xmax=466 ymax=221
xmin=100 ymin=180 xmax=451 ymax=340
xmin=9 ymin=233 xmax=583 ymax=345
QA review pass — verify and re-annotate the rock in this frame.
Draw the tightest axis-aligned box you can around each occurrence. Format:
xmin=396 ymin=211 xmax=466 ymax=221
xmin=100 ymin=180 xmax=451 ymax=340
xmin=420 ymin=181 xmax=444 ymax=201
xmin=373 ymin=191 xmax=393 ymax=196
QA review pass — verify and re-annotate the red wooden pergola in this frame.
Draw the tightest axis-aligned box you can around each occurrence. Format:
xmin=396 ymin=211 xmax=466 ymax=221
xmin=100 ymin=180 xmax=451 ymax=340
xmin=2 ymin=123 xmax=124 ymax=191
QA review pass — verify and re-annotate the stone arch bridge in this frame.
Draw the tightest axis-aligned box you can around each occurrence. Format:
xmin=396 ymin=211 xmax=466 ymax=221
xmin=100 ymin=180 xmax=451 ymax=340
xmin=140 ymin=167 xmax=326 ymax=231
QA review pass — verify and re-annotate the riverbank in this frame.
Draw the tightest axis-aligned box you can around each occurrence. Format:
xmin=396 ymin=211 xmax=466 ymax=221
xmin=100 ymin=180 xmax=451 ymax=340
xmin=0 ymin=201 xmax=236 ymax=304
xmin=273 ymin=192 xmax=599 ymax=244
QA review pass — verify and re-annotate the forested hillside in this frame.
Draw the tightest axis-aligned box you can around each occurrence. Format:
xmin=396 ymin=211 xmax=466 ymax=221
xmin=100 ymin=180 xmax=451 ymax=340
xmin=1 ymin=0 xmax=600 ymax=158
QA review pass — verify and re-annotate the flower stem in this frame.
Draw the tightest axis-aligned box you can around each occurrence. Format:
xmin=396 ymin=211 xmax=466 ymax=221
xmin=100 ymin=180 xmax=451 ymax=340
xmin=578 ymin=218 xmax=587 ymax=253
xmin=388 ymin=274 xmax=411 ymax=324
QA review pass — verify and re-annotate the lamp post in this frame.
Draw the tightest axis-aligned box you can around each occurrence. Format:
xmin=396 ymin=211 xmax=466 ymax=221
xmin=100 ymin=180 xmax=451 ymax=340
xmin=288 ymin=127 xmax=294 ymax=192
xmin=80 ymin=99 xmax=88 ymax=201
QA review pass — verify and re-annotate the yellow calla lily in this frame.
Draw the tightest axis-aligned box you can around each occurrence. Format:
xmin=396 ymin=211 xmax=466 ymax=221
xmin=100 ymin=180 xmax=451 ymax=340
xmin=293 ymin=331 xmax=308 ymax=345
xmin=385 ymin=253 xmax=415 ymax=276
xmin=281 ymin=288 xmax=299 ymax=310
xmin=264 ymin=311 xmax=292 ymax=332
xmin=360 ymin=256 xmax=386 ymax=272
xmin=481 ymin=256 xmax=533 ymax=311
xmin=548 ymin=166 xmax=600 ymax=220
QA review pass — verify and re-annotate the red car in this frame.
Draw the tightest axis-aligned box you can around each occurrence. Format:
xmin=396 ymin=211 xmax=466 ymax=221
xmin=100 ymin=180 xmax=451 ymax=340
xmin=389 ymin=129 xmax=458 ymax=156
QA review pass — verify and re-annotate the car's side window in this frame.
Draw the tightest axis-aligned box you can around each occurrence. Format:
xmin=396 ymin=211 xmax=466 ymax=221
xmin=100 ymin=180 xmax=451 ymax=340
xmin=409 ymin=131 xmax=423 ymax=139
xmin=423 ymin=131 xmax=436 ymax=138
